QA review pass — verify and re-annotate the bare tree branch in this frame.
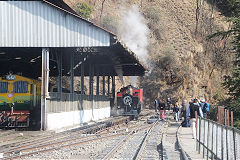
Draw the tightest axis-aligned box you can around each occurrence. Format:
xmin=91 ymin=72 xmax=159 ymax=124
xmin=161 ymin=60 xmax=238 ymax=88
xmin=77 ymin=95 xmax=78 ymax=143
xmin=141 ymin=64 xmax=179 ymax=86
xmin=100 ymin=0 xmax=106 ymax=21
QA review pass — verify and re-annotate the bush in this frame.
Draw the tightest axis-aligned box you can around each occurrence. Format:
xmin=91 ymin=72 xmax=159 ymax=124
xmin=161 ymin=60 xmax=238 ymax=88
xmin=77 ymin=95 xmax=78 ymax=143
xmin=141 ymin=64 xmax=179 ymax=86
xmin=102 ymin=15 xmax=118 ymax=33
xmin=144 ymin=6 xmax=161 ymax=22
xmin=144 ymin=6 xmax=164 ymax=41
xmin=75 ymin=2 xmax=93 ymax=19
xmin=234 ymin=120 xmax=240 ymax=129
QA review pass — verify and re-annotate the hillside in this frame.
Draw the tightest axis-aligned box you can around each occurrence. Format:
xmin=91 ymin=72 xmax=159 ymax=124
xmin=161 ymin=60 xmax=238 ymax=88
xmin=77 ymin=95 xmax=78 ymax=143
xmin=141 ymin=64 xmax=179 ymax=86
xmin=64 ymin=0 xmax=233 ymax=104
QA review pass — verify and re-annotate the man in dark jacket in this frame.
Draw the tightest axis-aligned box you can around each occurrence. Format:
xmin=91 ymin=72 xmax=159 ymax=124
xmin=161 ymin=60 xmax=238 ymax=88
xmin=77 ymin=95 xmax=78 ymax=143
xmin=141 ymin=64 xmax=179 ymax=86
xmin=187 ymin=99 xmax=203 ymax=139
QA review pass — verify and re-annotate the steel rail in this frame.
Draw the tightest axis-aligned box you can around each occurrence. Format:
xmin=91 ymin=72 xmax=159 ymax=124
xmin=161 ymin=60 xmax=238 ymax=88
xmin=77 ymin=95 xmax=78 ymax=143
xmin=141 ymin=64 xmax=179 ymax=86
xmin=6 ymin=124 xmax=151 ymax=160
xmin=1 ymin=117 xmax=129 ymax=155
xmin=6 ymin=133 xmax=126 ymax=160
xmin=134 ymin=121 xmax=158 ymax=160
xmin=102 ymin=123 xmax=156 ymax=160
xmin=2 ymin=116 xmax=125 ymax=147
xmin=3 ymin=118 xmax=140 ymax=156
xmin=102 ymin=132 xmax=132 ymax=160
xmin=4 ymin=123 xmax=151 ymax=159
xmin=3 ymin=111 xmax=154 ymax=159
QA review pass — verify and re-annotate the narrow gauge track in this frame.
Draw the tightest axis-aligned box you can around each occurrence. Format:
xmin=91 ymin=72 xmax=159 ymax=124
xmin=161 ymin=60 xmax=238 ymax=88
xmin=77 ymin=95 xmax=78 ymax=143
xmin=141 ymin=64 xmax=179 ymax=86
xmin=2 ymin=109 xmax=151 ymax=150
xmin=3 ymin=121 xmax=153 ymax=159
xmin=98 ymin=120 xmax=164 ymax=160
xmin=1 ymin=117 xmax=129 ymax=156
xmin=1 ymin=118 xmax=120 ymax=148
xmin=1 ymin=109 xmax=152 ymax=149
xmin=1 ymin=112 xmax=153 ymax=159
xmin=0 ymin=110 xmax=154 ymax=159
xmin=135 ymin=121 xmax=164 ymax=160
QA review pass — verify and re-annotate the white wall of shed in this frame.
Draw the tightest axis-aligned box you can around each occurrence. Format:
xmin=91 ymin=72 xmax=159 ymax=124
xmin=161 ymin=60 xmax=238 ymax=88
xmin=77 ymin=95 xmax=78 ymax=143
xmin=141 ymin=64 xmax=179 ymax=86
xmin=46 ymin=107 xmax=111 ymax=131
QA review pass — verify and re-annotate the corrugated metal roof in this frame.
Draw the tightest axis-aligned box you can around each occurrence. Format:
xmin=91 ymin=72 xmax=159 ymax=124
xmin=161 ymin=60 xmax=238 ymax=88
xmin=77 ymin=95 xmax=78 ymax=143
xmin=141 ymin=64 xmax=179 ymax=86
xmin=44 ymin=0 xmax=78 ymax=15
xmin=116 ymin=40 xmax=147 ymax=72
xmin=0 ymin=1 xmax=110 ymax=47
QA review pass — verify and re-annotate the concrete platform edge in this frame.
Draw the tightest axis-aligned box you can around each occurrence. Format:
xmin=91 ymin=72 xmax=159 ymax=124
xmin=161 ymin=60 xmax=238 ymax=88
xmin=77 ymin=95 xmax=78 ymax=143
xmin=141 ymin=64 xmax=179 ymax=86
xmin=176 ymin=125 xmax=189 ymax=160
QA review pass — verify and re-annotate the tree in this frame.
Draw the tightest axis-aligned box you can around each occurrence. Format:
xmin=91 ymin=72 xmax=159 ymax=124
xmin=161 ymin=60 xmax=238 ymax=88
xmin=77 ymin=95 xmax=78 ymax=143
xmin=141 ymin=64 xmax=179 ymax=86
xmin=75 ymin=2 xmax=93 ymax=19
xmin=216 ymin=0 xmax=240 ymax=127
xmin=223 ymin=16 xmax=240 ymax=103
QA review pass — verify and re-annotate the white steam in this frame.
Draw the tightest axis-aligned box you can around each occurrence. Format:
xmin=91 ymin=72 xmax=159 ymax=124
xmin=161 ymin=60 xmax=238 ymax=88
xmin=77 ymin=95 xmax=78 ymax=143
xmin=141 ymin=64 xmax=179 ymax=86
xmin=118 ymin=5 xmax=149 ymax=64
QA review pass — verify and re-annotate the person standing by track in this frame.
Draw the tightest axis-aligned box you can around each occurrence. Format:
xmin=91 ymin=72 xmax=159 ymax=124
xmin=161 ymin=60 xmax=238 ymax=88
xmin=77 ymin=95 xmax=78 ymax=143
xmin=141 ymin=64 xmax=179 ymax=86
xmin=159 ymin=101 xmax=166 ymax=120
xmin=187 ymin=99 xmax=203 ymax=139
xmin=173 ymin=102 xmax=180 ymax=122
xmin=181 ymin=99 xmax=190 ymax=127
xmin=154 ymin=99 xmax=159 ymax=113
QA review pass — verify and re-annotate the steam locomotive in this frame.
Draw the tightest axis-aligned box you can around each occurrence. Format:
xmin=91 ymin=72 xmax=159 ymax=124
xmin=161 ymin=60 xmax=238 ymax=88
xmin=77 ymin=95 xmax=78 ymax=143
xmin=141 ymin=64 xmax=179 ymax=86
xmin=116 ymin=85 xmax=143 ymax=117
xmin=0 ymin=74 xmax=41 ymax=128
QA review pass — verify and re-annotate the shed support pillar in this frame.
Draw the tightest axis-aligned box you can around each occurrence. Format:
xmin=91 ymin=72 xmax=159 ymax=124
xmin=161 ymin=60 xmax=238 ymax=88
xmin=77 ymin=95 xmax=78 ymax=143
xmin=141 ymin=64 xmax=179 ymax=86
xmin=96 ymin=70 xmax=99 ymax=95
xmin=89 ymin=63 xmax=92 ymax=95
xmin=90 ymin=65 xmax=94 ymax=119
xmin=107 ymin=76 xmax=110 ymax=97
xmin=41 ymin=48 xmax=49 ymax=131
xmin=57 ymin=51 xmax=62 ymax=93
xmin=102 ymin=75 xmax=105 ymax=96
xmin=81 ymin=62 xmax=84 ymax=94
xmin=70 ymin=52 xmax=74 ymax=93
xmin=112 ymin=76 xmax=115 ymax=99
xmin=91 ymin=66 xmax=94 ymax=95
xmin=110 ymin=76 xmax=115 ymax=110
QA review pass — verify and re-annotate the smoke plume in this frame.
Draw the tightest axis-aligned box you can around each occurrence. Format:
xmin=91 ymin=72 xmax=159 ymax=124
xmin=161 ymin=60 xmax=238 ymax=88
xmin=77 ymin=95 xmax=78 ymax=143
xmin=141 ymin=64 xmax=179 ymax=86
xmin=118 ymin=5 xmax=149 ymax=65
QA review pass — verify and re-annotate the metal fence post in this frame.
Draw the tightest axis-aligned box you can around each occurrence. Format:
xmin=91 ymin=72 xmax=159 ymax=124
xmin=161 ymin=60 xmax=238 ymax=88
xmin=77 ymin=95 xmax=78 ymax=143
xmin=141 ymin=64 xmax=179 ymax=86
xmin=226 ymin=127 xmax=229 ymax=160
xmin=216 ymin=124 xmax=218 ymax=159
xmin=221 ymin=127 xmax=224 ymax=160
xmin=207 ymin=120 xmax=209 ymax=160
xmin=211 ymin=123 xmax=214 ymax=160
xmin=196 ymin=118 xmax=198 ymax=151
xmin=199 ymin=117 xmax=201 ymax=154
xmin=232 ymin=128 xmax=236 ymax=160
xmin=203 ymin=119 xmax=206 ymax=158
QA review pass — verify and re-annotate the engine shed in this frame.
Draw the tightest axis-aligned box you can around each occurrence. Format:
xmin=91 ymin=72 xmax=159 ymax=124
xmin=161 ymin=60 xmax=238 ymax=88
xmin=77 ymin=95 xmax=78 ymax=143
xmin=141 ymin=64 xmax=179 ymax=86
xmin=0 ymin=0 xmax=145 ymax=130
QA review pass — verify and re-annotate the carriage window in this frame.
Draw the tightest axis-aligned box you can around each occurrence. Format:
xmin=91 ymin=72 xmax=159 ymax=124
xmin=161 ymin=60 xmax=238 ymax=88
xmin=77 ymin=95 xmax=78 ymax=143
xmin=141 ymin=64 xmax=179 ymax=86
xmin=0 ymin=82 xmax=8 ymax=93
xmin=14 ymin=81 xmax=28 ymax=93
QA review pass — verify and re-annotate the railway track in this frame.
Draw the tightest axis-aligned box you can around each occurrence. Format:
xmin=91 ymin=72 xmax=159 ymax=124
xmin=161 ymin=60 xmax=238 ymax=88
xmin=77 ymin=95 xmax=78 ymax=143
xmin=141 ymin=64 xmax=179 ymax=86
xmin=0 ymin=110 xmax=155 ymax=159
xmin=3 ymin=121 xmax=152 ymax=159
xmin=0 ymin=112 xmax=153 ymax=159
xmin=135 ymin=121 xmax=163 ymax=160
xmin=0 ymin=111 xmax=151 ymax=153
xmin=0 ymin=117 xmax=126 ymax=157
xmin=97 ymin=119 xmax=165 ymax=160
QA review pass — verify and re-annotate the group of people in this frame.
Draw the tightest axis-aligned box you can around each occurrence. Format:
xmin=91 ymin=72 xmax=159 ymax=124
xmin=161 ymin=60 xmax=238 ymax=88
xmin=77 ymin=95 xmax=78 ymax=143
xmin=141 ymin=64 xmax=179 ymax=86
xmin=154 ymin=98 xmax=210 ymax=139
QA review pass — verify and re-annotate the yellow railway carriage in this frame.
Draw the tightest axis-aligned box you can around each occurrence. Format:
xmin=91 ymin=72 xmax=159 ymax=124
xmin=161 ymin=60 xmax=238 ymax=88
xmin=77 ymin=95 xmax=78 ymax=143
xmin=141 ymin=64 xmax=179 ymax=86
xmin=0 ymin=74 xmax=41 ymax=127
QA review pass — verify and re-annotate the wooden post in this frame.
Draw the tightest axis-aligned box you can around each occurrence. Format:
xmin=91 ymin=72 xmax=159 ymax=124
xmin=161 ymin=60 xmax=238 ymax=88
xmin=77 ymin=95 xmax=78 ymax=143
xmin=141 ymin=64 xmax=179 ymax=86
xmin=227 ymin=110 xmax=230 ymax=126
xmin=225 ymin=109 xmax=227 ymax=126
xmin=231 ymin=111 xmax=234 ymax=127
